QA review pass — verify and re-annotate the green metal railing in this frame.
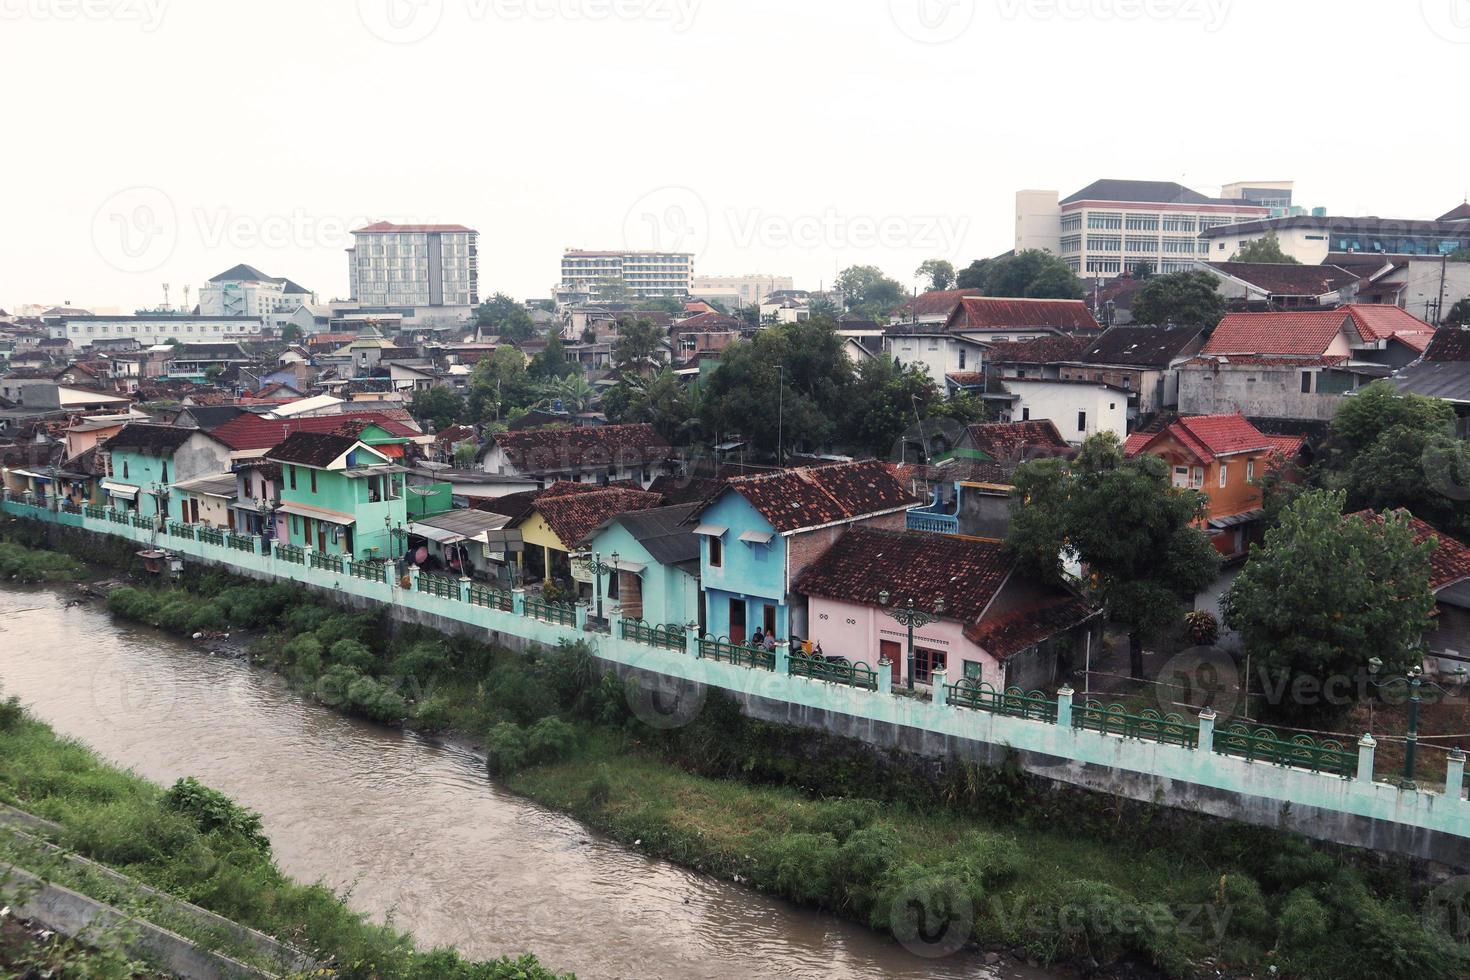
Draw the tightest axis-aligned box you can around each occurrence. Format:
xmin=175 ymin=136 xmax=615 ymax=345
xmin=130 ymin=515 xmax=153 ymax=530
xmin=788 ymin=652 xmax=879 ymax=691
xmin=417 ymin=571 xmax=461 ymax=600
xmin=946 ymin=680 xmax=1058 ymax=723
xmin=198 ymin=527 xmax=225 ymax=546
xmin=525 ymin=596 xmax=576 ymax=626
xmin=226 ymin=534 xmax=256 ymax=554
xmin=621 ymin=619 xmax=686 ymax=651
xmin=109 ymin=509 xmax=129 ymax=525
xmin=84 ymin=504 xmax=106 ymax=520
xmin=309 ymin=551 xmax=343 ymax=573
xmin=1073 ymin=700 xmax=1198 ymax=748
xmin=1213 ymin=723 xmax=1356 ymax=777
xmin=698 ymin=635 xmax=775 ymax=671
xmin=468 ymin=583 xmax=513 ymax=611
xmin=348 ymin=560 xmax=387 ymax=583
xmin=275 ymin=544 xmax=306 ymax=565
xmin=168 ymin=522 xmax=195 ymax=539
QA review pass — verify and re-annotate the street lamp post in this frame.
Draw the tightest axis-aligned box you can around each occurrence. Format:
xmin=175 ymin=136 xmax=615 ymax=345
xmin=1368 ymin=657 xmax=1467 ymax=786
xmin=587 ymin=551 xmax=615 ymax=623
xmin=878 ymin=590 xmax=946 ymax=692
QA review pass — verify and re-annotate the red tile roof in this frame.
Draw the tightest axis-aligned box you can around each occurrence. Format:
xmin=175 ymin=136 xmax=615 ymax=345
xmin=1392 ymin=332 xmax=1435 ymax=353
xmin=891 ymin=288 xmax=984 ymax=319
xmin=960 ymin=420 xmax=1072 ymax=461
xmin=491 ymin=423 xmax=671 ymax=473
xmin=1183 ymin=354 xmax=1348 ymax=368
xmin=210 ymin=411 xmax=418 ymax=452
xmin=795 ymin=527 xmax=1012 ymax=625
xmin=1126 ymin=413 xmax=1287 ymax=463
xmin=1202 ymin=310 xmax=1352 ymax=356
xmin=1349 ymin=510 xmax=1470 ymax=591
xmin=986 ymin=334 xmax=1093 ymax=365
xmin=1339 ymin=304 xmax=1435 ymax=344
xmin=946 ymin=298 xmax=1100 ymax=333
xmin=963 ymin=595 xmax=1099 ymax=660
xmin=533 ymin=486 xmax=664 ymax=546
xmin=721 ymin=460 xmax=921 ymax=533
xmin=1424 ymin=328 xmax=1470 ymax=363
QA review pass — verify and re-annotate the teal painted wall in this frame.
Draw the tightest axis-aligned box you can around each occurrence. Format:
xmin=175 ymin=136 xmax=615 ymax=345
xmin=106 ymin=448 xmax=173 ymax=519
xmin=697 ymin=491 xmax=786 ymax=640
xmin=588 ymin=521 xmax=700 ymax=628
xmin=278 ymin=455 xmax=406 ymax=559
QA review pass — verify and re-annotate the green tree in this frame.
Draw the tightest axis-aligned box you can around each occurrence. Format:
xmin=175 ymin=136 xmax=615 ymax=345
xmin=466 ymin=346 xmax=537 ymax=422
xmin=528 ymin=332 xmax=573 ymax=380
xmin=279 ymin=323 xmax=303 ymax=344
xmin=839 ymin=358 xmax=981 ymax=458
xmin=975 ymin=250 xmax=1084 ymax=299
xmin=409 ymin=386 xmax=466 ymax=431
xmin=608 ymin=367 xmax=704 ymax=446
xmin=1223 ymin=490 xmax=1435 ymax=720
xmin=1443 ymin=298 xmax=1470 ymax=327
xmin=1008 ymin=433 xmax=1222 ymax=679
xmin=475 ymin=293 xmax=536 ymax=341
xmin=955 ymin=258 xmax=992 ymax=291
xmin=700 ymin=317 xmax=853 ymax=458
xmin=836 ymin=265 xmax=907 ymax=319
xmin=595 ymin=276 xmax=628 ymax=302
xmin=613 ymin=315 xmax=666 ymax=376
xmin=1230 ymin=232 xmax=1300 ymax=264
xmin=915 ymin=259 xmax=956 ymax=291
xmin=634 ymin=295 xmax=684 ymax=315
xmin=1128 ymin=270 xmax=1227 ymax=328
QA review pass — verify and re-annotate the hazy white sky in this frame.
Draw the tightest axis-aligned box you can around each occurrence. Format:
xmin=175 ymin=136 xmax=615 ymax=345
xmin=5 ymin=0 xmax=1470 ymax=312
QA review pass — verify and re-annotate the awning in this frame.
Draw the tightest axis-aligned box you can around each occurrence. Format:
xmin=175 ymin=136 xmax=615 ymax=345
xmin=692 ymin=523 xmax=727 ymax=537
xmin=274 ymin=502 xmax=355 ymax=526
xmin=612 ymin=559 xmax=648 ymax=573
xmin=11 ymin=468 xmax=50 ymax=481
xmin=408 ymin=522 xmax=464 ymax=545
xmin=100 ymin=480 xmax=139 ymax=500
xmin=739 ymin=530 xmax=775 ymax=544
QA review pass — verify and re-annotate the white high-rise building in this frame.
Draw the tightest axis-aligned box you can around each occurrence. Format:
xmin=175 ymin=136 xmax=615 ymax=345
xmin=198 ymin=264 xmax=316 ymax=332
xmin=347 ymin=222 xmax=479 ymax=308
xmin=1014 ymin=180 xmax=1285 ymax=277
xmin=560 ymin=249 xmax=693 ymax=299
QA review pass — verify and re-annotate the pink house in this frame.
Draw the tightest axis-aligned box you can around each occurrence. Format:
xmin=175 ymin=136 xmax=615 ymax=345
xmin=795 ymin=527 xmax=1098 ymax=693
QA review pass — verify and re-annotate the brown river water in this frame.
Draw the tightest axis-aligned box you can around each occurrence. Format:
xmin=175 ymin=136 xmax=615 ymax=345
xmin=0 ymin=584 xmax=1063 ymax=979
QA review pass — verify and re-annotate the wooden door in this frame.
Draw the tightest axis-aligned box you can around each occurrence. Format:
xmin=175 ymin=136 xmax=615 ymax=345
xmin=763 ymin=603 xmax=777 ymax=638
xmin=881 ymin=640 xmax=902 ymax=685
xmin=729 ymin=599 xmax=746 ymax=645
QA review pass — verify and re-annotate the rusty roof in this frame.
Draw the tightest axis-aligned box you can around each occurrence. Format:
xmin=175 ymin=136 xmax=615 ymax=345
xmin=720 ymin=459 xmax=921 ymax=533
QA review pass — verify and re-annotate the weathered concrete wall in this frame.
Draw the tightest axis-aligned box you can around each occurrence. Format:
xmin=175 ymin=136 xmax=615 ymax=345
xmin=12 ymin=501 xmax=1470 ymax=870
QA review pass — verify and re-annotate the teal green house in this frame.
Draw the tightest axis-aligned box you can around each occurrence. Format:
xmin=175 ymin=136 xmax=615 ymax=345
xmin=266 ymin=431 xmax=408 ymax=558
xmin=102 ymin=423 xmax=233 ymax=520
xmin=586 ymin=503 xmax=702 ymax=629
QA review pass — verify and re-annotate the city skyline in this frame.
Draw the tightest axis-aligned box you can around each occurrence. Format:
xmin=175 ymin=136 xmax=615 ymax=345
xmin=5 ymin=0 xmax=1470 ymax=311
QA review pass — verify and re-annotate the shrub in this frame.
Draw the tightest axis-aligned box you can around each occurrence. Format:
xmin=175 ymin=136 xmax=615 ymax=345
xmin=343 ymin=674 xmax=407 ymax=724
xmin=107 ymin=587 xmax=162 ymax=622
xmin=284 ymin=603 xmax=333 ymax=635
xmin=392 ymin=640 xmax=448 ymax=682
xmin=0 ymin=692 xmax=25 ymax=733
xmin=162 ymin=776 xmax=271 ymax=855
xmin=582 ymin=765 xmax=613 ymax=808
xmin=486 ymin=722 xmax=529 ymax=776
xmin=1185 ymin=609 xmax=1220 ymax=646
xmin=185 ymin=602 xmax=227 ymax=633
xmin=526 ymin=717 xmax=579 ymax=766
xmin=1277 ymin=887 xmax=1330 ymax=948
xmin=766 ymin=832 xmax=841 ymax=907
xmin=282 ymin=634 xmax=324 ymax=669
xmin=329 ymin=639 xmax=376 ymax=673
xmin=314 ymin=613 xmax=378 ymax=651
xmin=411 ymin=696 xmax=453 ymax=733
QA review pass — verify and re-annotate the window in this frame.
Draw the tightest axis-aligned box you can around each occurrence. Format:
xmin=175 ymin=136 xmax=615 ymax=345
xmin=309 ymin=470 xmax=317 ymax=493
xmin=914 ymin=647 xmax=946 ymax=684
xmin=1247 ymin=460 xmax=1255 ymax=483
xmin=708 ymin=535 xmax=722 ymax=568
xmin=1077 ymin=411 xmax=1087 ymax=432
xmin=122 ymin=461 xmax=128 ymax=478
xmin=289 ymin=466 xmax=297 ymax=490
xmin=963 ymin=660 xmax=982 ymax=681
xmin=1190 ymin=467 xmax=1204 ymax=489
xmin=1300 ymin=372 xmax=1312 ymax=394
xmin=1219 ymin=464 xmax=1228 ymax=488
xmin=161 ymin=462 xmax=168 ymax=482
xmin=1173 ymin=466 xmax=1189 ymax=488
xmin=1021 ymin=407 xmax=1030 ymax=421
xmin=958 ymin=349 xmax=966 ymax=369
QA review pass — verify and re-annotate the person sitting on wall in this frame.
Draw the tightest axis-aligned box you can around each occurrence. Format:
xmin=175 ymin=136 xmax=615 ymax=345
xmin=750 ymin=627 xmax=764 ymax=649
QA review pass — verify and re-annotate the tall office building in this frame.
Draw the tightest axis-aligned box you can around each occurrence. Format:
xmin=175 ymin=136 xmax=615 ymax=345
xmin=560 ymin=249 xmax=693 ymax=300
xmin=347 ymin=222 xmax=479 ymax=308
xmin=1015 ymin=180 xmax=1286 ymax=276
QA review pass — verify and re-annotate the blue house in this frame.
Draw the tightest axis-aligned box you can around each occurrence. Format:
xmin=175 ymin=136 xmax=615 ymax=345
xmin=689 ymin=461 xmax=919 ymax=644
xmin=586 ymin=502 xmax=702 ymax=629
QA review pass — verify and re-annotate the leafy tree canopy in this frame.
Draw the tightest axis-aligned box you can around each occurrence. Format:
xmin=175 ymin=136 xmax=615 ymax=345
xmin=612 ymin=315 xmax=666 ymax=377
xmin=915 ymin=259 xmax=956 ymax=292
xmin=1223 ymin=490 xmax=1435 ymax=720
xmin=836 ymin=265 xmax=907 ymax=320
xmin=1129 ymin=270 xmax=1227 ymax=329
xmin=842 ymin=357 xmax=982 ymax=459
xmin=1444 ymin=297 xmax=1470 ymax=327
xmin=956 ymin=250 xmax=1084 ymax=300
xmin=409 ymin=386 xmax=466 ymax=431
xmin=474 ymin=292 xmax=536 ymax=341
xmin=1008 ymin=433 xmax=1221 ymax=678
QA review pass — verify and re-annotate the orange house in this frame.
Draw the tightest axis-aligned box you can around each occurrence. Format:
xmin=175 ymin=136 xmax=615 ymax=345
xmin=1124 ymin=413 xmax=1302 ymax=557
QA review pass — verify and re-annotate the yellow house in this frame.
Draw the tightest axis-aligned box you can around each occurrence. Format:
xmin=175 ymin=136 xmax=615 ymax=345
xmin=511 ymin=484 xmax=663 ymax=588
xmin=172 ymin=473 xmax=237 ymax=528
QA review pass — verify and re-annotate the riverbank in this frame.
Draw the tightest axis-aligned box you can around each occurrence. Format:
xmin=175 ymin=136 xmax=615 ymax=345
xmin=5 ymin=530 xmax=1466 ymax=979
xmin=0 ymin=686 xmax=565 ymax=980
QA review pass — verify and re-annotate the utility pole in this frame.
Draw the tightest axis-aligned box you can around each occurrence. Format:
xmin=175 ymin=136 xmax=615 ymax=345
xmin=776 ymin=364 xmax=785 ymax=467
xmin=1437 ymin=252 xmax=1449 ymax=326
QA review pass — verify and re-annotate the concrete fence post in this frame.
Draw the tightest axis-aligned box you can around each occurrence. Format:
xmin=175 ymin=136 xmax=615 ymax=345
xmin=512 ymin=587 xmax=526 ymax=616
xmin=685 ymin=626 xmax=701 ymax=658
xmin=408 ymin=565 xmax=420 ymax=591
xmin=1197 ymin=707 xmax=1216 ymax=752
xmin=930 ymin=669 xmax=948 ymax=712
xmin=458 ymin=576 xmax=471 ymax=603
xmin=575 ymin=600 xmax=589 ymax=631
xmin=1057 ymin=685 xmax=1075 ymax=728
xmin=878 ymin=659 xmax=893 ymax=696
xmin=1357 ymin=734 xmax=1377 ymax=785
xmin=774 ymin=640 xmax=790 ymax=676
xmin=1447 ymin=748 xmax=1466 ymax=802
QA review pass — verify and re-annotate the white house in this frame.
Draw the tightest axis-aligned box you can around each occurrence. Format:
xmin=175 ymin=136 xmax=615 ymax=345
xmin=1001 ymin=379 xmax=1129 ymax=445
xmin=885 ymin=328 xmax=988 ymax=384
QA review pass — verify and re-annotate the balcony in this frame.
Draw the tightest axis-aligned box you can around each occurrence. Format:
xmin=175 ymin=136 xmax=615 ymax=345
xmin=906 ymin=491 xmax=960 ymax=535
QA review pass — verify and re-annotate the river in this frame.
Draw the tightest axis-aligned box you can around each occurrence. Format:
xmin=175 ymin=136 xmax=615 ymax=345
xmin=0 ymin=584 xmax=1059 ymax=979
